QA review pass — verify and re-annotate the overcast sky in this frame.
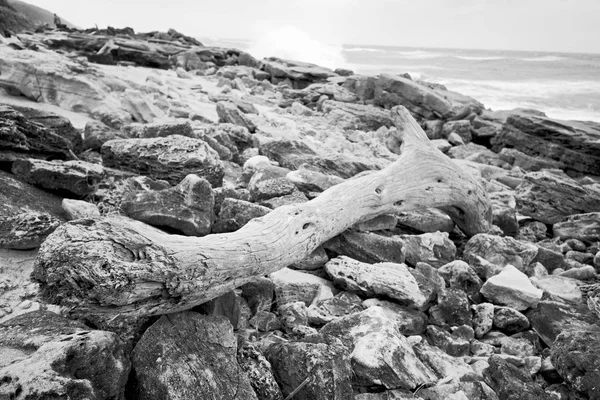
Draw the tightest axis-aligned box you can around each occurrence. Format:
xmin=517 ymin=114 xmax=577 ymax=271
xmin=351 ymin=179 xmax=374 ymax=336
xmin=24 ymin=0 xmax=600 ymax=53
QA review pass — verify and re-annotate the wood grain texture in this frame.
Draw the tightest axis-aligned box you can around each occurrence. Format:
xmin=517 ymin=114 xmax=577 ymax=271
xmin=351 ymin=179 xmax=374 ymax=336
xmin=32 ymin=106 xmax=492 ymax=328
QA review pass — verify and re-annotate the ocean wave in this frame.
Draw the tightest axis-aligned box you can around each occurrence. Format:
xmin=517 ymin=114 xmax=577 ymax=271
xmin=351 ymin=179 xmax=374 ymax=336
xmin=344 ymin=47 xmax=386 ymax=53
xmin=392 ymin=50 xmax=444 ymax=59
xmin=453 ymin=55 xmax=506 ymax=61
xmin=520 ymin=55 xmax=566 ymax=62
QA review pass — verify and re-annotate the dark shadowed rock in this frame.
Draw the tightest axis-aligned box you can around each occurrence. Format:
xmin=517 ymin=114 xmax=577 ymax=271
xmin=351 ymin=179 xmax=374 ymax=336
xmin=483 ymin=355 xmax=548 ymax=400
xmin=265 ymin=336 xmax=353 ymax=400
xmin=0 ymin=311 xmax=130 ymax=400
xmin=515 ymin=171 xmax=600 ymax=224
xmin=131 ymin=312 xmax=257 ymax=400
xmin=122 ymin=174 xmax=215 ymax=236
xmin=491 ymin=112 xmax=600 ymax=176
xmin=324 ymin=231 xmax=405 ymax=264
xmin=429 ymin=288 xmax=472 ymax=327
xmin=493 ymin=306 xmax=530 ymax=334
xmin=0 ymin=170 xmax=65 ymax=219
xmin=551 ymin=329 xmax=600 ymax=398
xmin=82 ymin=120 xmax=126 ymax=151
xmin=101 ymin=135 xmax=225 ymax=186
xmin=216 ymin=101 xmax=257 ymax=133
xmin=321 ymin=100 xmax=395 ymax=131
xmin=400 ymin=232 xmax=456 ymax=268
xmin=464 ymin=233 xmax=538 ymax=276
xmin=213 ymin=198 xmax=270 ymax=233
xmin=237 ymin=341 xmax=283 ymax=400
xmin=437 ymin=260 xmax=483 ymax=296
xmin=12 ymin=158 xmax=104 ymax=197
xmin=553 ymin=212 xmax=600 ymax=244
xmin=425 ymin=325 xmax=470 ymax=357
xmin=0 ymin=104 xmax=75 ymax=161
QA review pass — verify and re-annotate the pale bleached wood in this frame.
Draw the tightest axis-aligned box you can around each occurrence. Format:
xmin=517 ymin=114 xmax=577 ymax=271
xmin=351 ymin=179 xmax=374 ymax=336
xmin=32 ymin=106 xmax=492 ymax=328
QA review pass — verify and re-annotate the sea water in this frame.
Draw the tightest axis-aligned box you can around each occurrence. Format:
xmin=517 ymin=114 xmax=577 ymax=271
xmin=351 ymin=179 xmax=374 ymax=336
xmin=204 ymin=35 xmax=600 ymax=123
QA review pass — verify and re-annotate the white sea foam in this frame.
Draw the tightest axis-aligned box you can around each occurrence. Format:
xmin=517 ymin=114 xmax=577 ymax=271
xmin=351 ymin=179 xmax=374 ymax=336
xmin=392 ymin=50 xmax=443 ymax=59
xmin=247 ymin=25 xmax=347 ymax=69
xmin=521 ymin=55 xmax=566 ymax=62
xmin=454 ymin=55 xmax=506 ymax=61
xmin=345 ymin=47 xmax=385 ymax=53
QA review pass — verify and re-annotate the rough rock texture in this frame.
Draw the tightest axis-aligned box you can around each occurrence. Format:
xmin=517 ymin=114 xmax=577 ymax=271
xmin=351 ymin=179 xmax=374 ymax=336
xmin=265 ymin=336 xmax=353 ymax=400
xmin=483 ymin=355 xmax=548 ymax=400
xmin=324 ymin=231 xmax=405 ymax=264
xmin=62 ymin=198 xmax=101 ymax=220
xmin=325 ymin=256 xmax=430 ymax=309
xmin=270 ymin=267 xmax=336 ymax=307
xmin=480 ymin=265 xmax=543 ymax=311
xmin=0 ymin=170 xmax=65 ymax=219
xmin=491 ymin=112 xmax=600 ymax=176
xmin=515 ymin=171 xmax=600 ymax=224
xmin=321 ymin=100 xmax=394 ymax=131
xmin=320 ymin=307 xmax=437 ymax=389
xmin=399 ymin=232 xmax=456 ymax=268
xmin=214 ymin=198 xmax=271 ymax=232
xmin=131 ymin=312 xmax=257 ymax=400
xmin=216 ymin=101 xmax=257 ymax=133
xmin=12 ymin=158 xmax=104 ymax=196
xmin=0 ymin=311 xmax=130 ymax=400
xmin=362 ymin=298 xmax=427 ymax=335
xmin=0 ymin=211 xmax=61 ymax=249
xmin=101 ymin=135 xmax=224 ymax=186
xmin=122 ymin=174 xmax=215 ymax=236
xmin=237 ymin=341 xmax=283 ymax=400
xmin=0 ymin=104 xmax=75 ymax=161
xmin=553 ymin=212 xmax=600 ymax=243
xmin=464 ymin=233 xmax=538 ymax=277
xmin=395 ymin=208 xmax=455 ymax=233
xmin=551 ymin=329 xmax=600 ymax=398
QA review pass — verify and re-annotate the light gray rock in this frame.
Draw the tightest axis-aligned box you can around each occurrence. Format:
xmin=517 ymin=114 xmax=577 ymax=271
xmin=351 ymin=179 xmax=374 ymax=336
xmin=270 ymin=267 xmax=336 ymax=307
xmin=0 ymin=212 xmax=61 ymax=250
xmin=400 ymin=232 xmax=456 ymax=268
xmin=325 ymin=256 xmax=430 ymax=310
xmin=472 ymin=303 xmax=495 ymax=338
xmin=362 ymin=298 xmax=427 ymax=336
xmin=530 ymin=275 xmax=582 ymax=303
xmin=396 ymin=209 xmax=455 ymax=233
xmin=62 ymin=198 xmax=101 ymax=220
xmin=216 ymin=101 xmax=257 ymax=133
xmin=122 ymin=174 xmax=215 ymax=236
xmin=437 ymin=260 xmax=483 ymax=296
xmin=493 ymin=306 xmax=530 ymax=334
xmin=553 ymin=212 xmax=600 ymax=243
xmin=480 ymin=266 xmax=543 ymax=310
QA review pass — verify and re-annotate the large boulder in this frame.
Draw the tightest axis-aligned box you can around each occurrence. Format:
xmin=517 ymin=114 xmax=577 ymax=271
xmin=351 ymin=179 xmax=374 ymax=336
xmin=101 ymin=135 xmax=224 ymax=186
xmin=130 ymin=312 xmax=257 ymax=399
xmin=122 ymin=174 xmax=215 ymax=236
xmin=515 ymin=170 xmax=600 ymax=224
xmin=261 ymin=58 xmax=337 ymax=89
xmin=464 ymin=234 xmax=538 ymax=277
xmin=553 ymin=212 xmax=600 ymax=243
xmin=491 ymin=112 xmax=600 ymax=176
xmin=480 ymin=265 xmax=543 ymax=311
xmin=321 ymin=100 xmax=394 ymax=131
xmin=0 ymin=311 xmax=130 ymax=400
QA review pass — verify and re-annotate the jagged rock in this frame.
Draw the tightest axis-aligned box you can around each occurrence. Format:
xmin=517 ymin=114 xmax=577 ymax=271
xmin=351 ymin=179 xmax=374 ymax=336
xmin=131 ymin=312 xmax=257 ymax=400
xmin=0 ymin=104 xmax=75 ymax=161
xmin=248 ymin=165 xmax=297 ymax=201
xmin=62 ymin=198 xmax=101 ymax=220
xmin=464 ymin=233 xmax=538 ymax=277
xmin=249 ymin=311 xmax=282 ymax=332
xmin=278 ymin=301 xmax=309 ymax=332
xmin=286 ymin=168 xmax=344 ymax=193
xmin=429 ymin=288 xmax=472 ymax=327
xmin=493 ymin=306 xmax=530 ymax=334
xmin=302 ymin=83 xmax=358 ymax=103
xmin=400 ymin=232 xmax=456 ymax=268
xmin=325 ymin=256 xmax=430 ymax=309
xmin=241 ymin=277 xmax=275 ymax=316
xmin=270 ymin=267 xmax=336 ymax=307
xmin=82 ymin=120 xmax=126 ymax=151
xmin=262 ymin=58 xmax=337 ymax=89
xmin=12 ymin=158 xmax=104 ymax=197
xmin=500 ymin=336 xmax=536 ymax=358
xmin=425 ymin=325 xmax=470 ymax=357
xmin=213 ymin=187 xmax=252 ymax=214
xmin=437 ymin=260 xmax=483 ymax=296
xmin=289 ymin=246 xmax=328 ymax=270
xmin=413 ymin=341 xmax=475 ymax=381
xmin=553 ymin=212 xmax=600 ymax=244
xmin=442 ymin=120 xmax=472 ymax=143
xmin=213 ymin=198 xmax=270 ymax=232
xmin=354 ymin=390 xmax=419 ymax=400
xmin=396 ymin=208 xmax=455 ymax=233
xmin=362 ymin=298 xmax=427 ymax=335
xmin=121 ymin=174 xmax=215 ymax=236
xmin=492 ymin=205 xmax=518 ymax=237
xmin=480 ymin=266 xmax=543 ymax=310
xmin=322 ymin=100 xmax=394 ymax=131
xmin=320 ymin=307 xmax=437 ymax=389
xmin=265 ymin=335 xmax=353 ymax=400
xmin=194 ymin=291 xmax=243 ymax=329
xmin=518 ymin=220 xmax=548 ymax=242
xmin=531 ymin=245 xmax=566 ymax=274
xmin=0 ymin=211 xmax=61 ymax=249
xmin=216 ymin=101 xmax=257 ymax=133
xmin=0 ymin=311 xmax=130 ymax=400
xmin=199 ymin=123 xmax=256 ymax=164
xmin=418 ymin=382 xmax=498 ymax=400
xmin=237 ymin=341 xmax=283 ymax=400
xmin=491 ymin=112 xmax=600 ymax=176
xmin=526 ymin=300 xmax=600 ymax=347
xmin=102 ymin=135 xmax=224 ymax=186
xmin=472 ymin=303 xmax=495 ymax=338
xmin=308 ymin=296 xmax=365 ymax=326
xmin=499 ymin=147 xmax=565 ymax=172
xmin=566 ymin=250 xmax=594 ymax=265
xmin=0 ymin=170 xmax=65 ymax=219
xmin=515 ymin=171 xmax=600 ymax=224
xmin=483 ymin=355 xmax=548 ymax=400
xmin=324 ymin=231 xmax=405 ymax=264
xmin=551 ymin=329 xmax=600 ymax=398
xmin=530 ymin=275 xmax=582 ymax=303
xmin=123 ymin=120 xmax=194 ymax=139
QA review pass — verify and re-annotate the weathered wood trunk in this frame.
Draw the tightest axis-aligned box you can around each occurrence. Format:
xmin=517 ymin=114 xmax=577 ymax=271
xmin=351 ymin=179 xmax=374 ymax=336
xmin=32 ymin=107 xmax=492 ymax=328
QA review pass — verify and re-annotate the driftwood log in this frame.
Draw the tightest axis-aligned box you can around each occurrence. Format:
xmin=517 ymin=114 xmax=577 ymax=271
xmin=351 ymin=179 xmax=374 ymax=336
xmin=32 ymin=107 xmax=492 ymax=327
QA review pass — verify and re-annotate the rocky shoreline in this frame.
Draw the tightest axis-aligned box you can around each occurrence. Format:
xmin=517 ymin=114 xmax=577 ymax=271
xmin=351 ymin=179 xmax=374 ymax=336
xmin=1 ymin=21 xmax=600 ymax=400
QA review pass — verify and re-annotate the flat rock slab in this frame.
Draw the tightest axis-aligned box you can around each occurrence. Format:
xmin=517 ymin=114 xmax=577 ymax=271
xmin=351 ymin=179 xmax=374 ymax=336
xmin=516 ymin=171 xmax=600 ymax=224
xmin=464 ymin=233 xmax=538 ymax=277
xmin=101 ymin=135 xmax=224 ymax=186
xmin=325 ymin=256 xmax=430 ymax=309
xmin=0 ymin=311 xmax=130 ymax=400
xmin=0 ymin=170 xmax=65 ymax=219
xmin=553 ymin=212 xmax=600 ymax=243
xmin=12 ymin=158 xmax=104 ymax=196
xmin=122 ymin=174 xmax=215 ymax=236
xmin=131 ymin=312 xmax=257 ymax=400
xmin=324 ymin=231 xmax=405 ymax=264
